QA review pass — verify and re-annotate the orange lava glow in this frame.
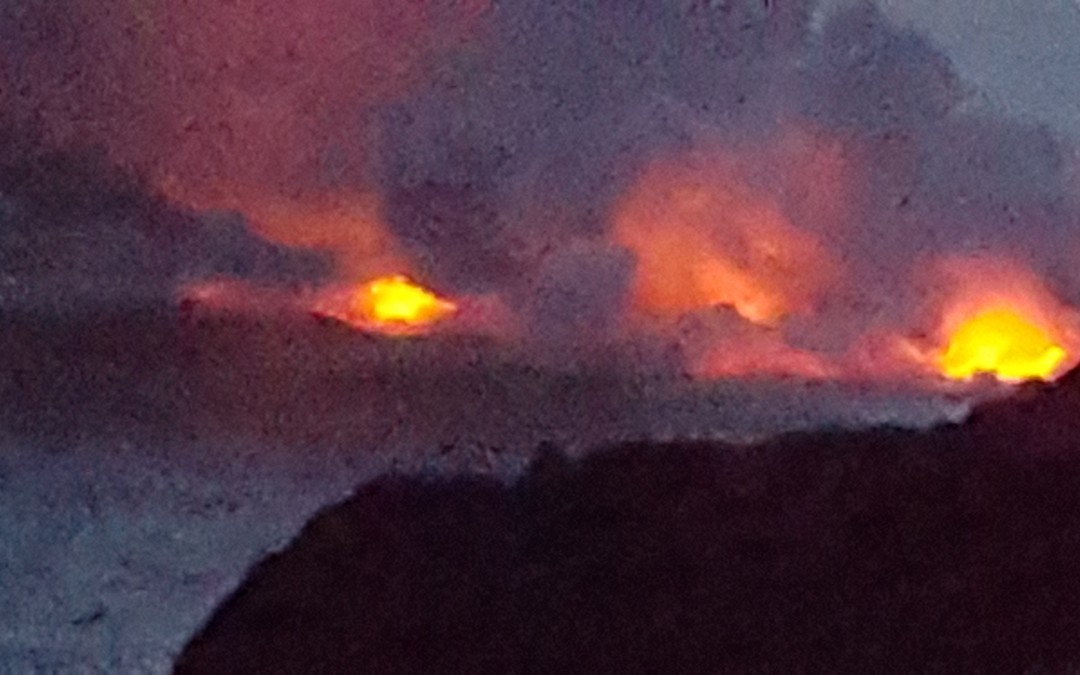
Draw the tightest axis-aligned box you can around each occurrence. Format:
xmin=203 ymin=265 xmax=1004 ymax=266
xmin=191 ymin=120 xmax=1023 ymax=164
xmin=612 ymin=157 xmax=835 ymax=327
xmin=343 ymin=275 xmax=457 ymax=335
xmin=939 ymin=309 xmax=1067 ymax=382
xmin=922 ymin=256 xmax=1079 ymax=383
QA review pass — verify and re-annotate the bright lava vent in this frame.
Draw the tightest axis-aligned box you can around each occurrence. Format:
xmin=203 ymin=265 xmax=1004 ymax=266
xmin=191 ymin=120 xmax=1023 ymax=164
xmin=348 ymin=275 xmax=458 ymax=334
xmin=939 ymin=308 xmax=1067 ymax=383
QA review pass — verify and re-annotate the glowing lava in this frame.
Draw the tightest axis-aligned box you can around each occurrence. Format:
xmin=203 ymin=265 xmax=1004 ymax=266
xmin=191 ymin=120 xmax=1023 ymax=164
xmin=347 ymin=275 xmax=457 ymax=334
xmin=939 ymin=308 xmax=1067 ymax=382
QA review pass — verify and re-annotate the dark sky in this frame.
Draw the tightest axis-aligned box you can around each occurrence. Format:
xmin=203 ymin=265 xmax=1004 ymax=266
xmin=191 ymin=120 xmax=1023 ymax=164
xmin=875 ymin=0 xmax=1080 ymax=142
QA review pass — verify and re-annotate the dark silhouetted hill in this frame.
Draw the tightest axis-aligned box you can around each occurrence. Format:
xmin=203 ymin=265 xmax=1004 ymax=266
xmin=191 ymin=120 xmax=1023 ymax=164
xmin=175 ymin=369 xmax=1080 ymax=673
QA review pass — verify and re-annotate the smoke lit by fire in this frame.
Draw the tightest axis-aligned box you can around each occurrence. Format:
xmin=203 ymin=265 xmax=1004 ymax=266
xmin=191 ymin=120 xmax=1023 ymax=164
xmin=3 ymin=0 xmax=489 ymax=229
xmin=602 ymin=136 xmax=856 ymax=381
xmin=10 ymin=0 xmax=1080 ymax=395
xmin=222 ymin=191 xmax=410 ymax=282
xmin=612 ymin=155 xmax=836 ymax=327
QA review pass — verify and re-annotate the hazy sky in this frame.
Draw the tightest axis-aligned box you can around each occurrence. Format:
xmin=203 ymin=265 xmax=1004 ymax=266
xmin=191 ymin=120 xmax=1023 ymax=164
xmin=875 ymin=0 xmax=1080 ymax=141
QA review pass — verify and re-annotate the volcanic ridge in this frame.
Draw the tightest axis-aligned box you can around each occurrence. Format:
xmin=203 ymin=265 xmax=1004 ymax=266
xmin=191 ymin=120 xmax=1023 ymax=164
xmin=175 ymin=366 xmax=1080 ymax=673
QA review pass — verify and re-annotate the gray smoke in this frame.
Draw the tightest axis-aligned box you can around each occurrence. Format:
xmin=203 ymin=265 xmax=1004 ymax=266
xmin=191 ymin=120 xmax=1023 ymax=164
xmin=0 ymin=127 xmax=329 ymax=313
xmin=378 ymin=1 xmax=810 ymax=292
xmin=374 ymin=0 xmax=1080 ymax=357
xmin=4 ymin=0 xmax=1079 ymax=364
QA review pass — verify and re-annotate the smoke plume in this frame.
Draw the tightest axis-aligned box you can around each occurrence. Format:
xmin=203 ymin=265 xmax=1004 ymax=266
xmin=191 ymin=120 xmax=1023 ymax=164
xmin=5 ymin=0 xmax=1080 ymax=380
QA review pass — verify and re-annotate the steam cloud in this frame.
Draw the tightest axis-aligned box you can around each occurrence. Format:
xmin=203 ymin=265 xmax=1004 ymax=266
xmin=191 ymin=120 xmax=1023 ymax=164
xmin=4 ymin=0 xmax=1080 ymax=374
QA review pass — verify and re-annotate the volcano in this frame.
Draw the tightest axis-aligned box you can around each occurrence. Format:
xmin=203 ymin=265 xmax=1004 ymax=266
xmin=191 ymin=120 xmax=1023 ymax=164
xmin=175 ymin=367 xmax=1080 ymax=673
xmin=6 ymin=0 xmax=1080 ymax=671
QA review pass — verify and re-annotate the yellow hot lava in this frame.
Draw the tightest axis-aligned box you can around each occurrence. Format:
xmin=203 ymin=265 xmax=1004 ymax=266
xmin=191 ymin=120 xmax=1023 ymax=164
xmin=348 ymin=275 xmax=457 ymax=333
xmin=939 ymin=308 xmax=1067 ymax=382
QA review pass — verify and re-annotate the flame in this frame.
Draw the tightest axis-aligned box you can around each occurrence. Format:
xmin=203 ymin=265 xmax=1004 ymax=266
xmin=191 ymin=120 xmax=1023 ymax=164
xmin=939 ymin=308 xmax=1067 ymax=382
xmin=345 ymin=275 xmax=457 ymax=334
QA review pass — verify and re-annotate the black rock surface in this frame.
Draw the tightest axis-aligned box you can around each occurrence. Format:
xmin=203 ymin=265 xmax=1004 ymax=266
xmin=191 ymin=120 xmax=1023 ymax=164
xmin=175 ymin=370 xmax=1080 ymax=673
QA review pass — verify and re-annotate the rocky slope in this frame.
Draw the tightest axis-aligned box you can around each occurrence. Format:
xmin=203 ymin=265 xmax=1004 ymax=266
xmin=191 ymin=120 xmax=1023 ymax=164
xmin=175 ymin=370 xmax=1080 ymax=673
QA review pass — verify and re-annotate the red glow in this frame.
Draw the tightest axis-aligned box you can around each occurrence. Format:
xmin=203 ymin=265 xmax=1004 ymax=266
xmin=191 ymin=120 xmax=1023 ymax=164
xmin=692 ymin=334 xmax=836 ymax=380
xmin=206 ymin=190 xmax=411 ymax=282
xmin=612 ymin=157 xmax=836 ymax=327
xmin=609 ymin=140 xmax=845 ymax=381
xmin=13 ymin=0 xmax=489 ymax=226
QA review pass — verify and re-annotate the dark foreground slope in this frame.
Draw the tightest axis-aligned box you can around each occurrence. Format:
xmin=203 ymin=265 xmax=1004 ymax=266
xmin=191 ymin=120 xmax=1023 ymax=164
xmin=175 ymin=370 xmax=1080 ymax=674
